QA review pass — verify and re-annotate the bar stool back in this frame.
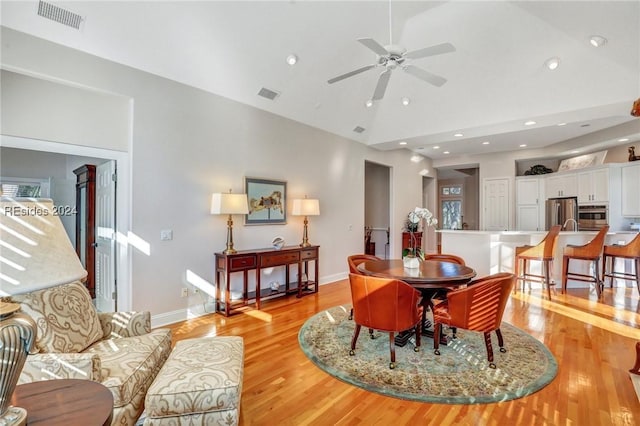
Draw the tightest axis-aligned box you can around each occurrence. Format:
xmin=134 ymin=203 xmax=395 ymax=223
xmin=514 ymin=225 xmax=561 ymax=299
xmin=562 ymin=226 xmax=609 ymax=297
xmin=602 ymin=233 xmax=640 ymax=293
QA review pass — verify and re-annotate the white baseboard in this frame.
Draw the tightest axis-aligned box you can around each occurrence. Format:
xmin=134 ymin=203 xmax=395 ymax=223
xmin=151 ymin=275 xmax=348 ymax=328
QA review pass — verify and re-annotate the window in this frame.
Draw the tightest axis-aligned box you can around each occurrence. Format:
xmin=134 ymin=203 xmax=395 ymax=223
xmin=440 ymin=184 xmax=463 ymax=229
xmin=0 ymin=178 xmax=50 ymax=197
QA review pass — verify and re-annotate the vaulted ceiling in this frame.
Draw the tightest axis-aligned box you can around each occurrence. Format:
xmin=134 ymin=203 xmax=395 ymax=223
xmin=2 ymin=1 xmax=639 ymax=160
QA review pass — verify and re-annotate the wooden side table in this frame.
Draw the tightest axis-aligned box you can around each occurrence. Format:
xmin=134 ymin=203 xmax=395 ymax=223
xmin=215 ymin=245 xmax=319 ymax=316
xmin=10 ymin=379 xmax=113 ymax=426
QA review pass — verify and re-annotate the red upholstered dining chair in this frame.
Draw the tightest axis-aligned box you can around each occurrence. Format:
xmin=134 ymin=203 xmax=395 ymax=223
xmin=432 ymin=273 xmax=515 ymax=369
xmin=423 ymin=253 xmax=466 ymax=266
xmin=562 ymin=226 xmax=609 ymax=297
xmin=347 ymin=254 xmax=381 ymax=320
xmin=514 ymin=225 xmax=562 ymax=299
xmin=602 ymin=232 xmax=640 ymax=293
xmin=348 ymin=273 xmax=422 ymax=369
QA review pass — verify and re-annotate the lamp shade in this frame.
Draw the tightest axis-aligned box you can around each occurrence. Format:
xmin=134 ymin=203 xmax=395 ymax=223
xmin=0 ymin=198 xmax=87 ymax=296
xmin=291 ymin=198 xmax=320 ymax=216
xmin=210 ymin=193 xmax=249 ymax=215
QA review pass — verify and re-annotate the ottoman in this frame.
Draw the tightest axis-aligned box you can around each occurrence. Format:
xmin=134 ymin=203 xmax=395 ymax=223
xmin=143 ymin=336 xmax=244 ymax=426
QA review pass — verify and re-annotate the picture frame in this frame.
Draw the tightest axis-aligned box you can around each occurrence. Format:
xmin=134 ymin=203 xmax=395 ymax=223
xmin=244 ymin=177 xmax=287 ymax=225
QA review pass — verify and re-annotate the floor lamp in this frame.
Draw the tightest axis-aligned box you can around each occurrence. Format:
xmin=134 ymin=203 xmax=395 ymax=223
xmin=211 ymin=191 xmax=249 ymax=254
xmin=291 ymin=197 xmax=320 ymax=247
xmin=0 ymin=198 xmax=87 ymax=426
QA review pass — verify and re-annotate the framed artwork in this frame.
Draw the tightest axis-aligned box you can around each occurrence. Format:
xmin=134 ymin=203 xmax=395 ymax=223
xmin=244 ymin=177 xmax=286 ymax=225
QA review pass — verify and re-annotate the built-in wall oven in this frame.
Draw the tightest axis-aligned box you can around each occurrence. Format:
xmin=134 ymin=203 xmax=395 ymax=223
xmin=578 ymin=205 xmax=608 ymax=231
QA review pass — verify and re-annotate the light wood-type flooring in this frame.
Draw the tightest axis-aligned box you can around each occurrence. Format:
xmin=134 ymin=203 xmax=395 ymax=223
xmin=165 ymin=279 xmax=640 ymax=425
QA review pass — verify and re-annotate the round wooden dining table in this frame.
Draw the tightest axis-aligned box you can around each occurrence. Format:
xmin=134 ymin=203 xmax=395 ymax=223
xmin=356 ymin=259 xmax=477 ymax=345
xmin=356 ymin=259 xmax=476 ymax=288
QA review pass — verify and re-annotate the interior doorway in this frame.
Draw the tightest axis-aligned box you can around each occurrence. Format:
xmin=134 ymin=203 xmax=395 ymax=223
xmin=364 ymin=161 xmax=391 ymax=259
xmin=1 ymin=135 xmax=130 ymax=311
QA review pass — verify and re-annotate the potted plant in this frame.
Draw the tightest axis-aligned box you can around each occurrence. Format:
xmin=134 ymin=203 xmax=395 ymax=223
xmin=402 ymin=207 xmax=438 ymax=268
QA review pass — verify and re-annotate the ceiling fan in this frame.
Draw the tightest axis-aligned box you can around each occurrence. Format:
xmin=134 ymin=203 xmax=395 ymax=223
xmin=327 ymin=3 xmax=455 ymax=101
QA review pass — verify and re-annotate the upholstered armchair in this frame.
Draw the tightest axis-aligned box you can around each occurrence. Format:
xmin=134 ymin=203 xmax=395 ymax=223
xmin=432 ymin=273 xmax=515 ymax=369
xmin=347 ymin=254 xmax=380 ymax=321
xmin=13 ymin=281 xmax=172 ymax=426
xmin=348 ymin=273 xmax=422 ymax=369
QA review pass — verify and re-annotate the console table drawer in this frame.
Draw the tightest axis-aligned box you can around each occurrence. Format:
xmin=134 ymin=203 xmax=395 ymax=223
xmin=301 ymin=248 xmax=318 ymax=260
xmin=260 ymin=252 xmax=300 ymax=267
xmin=229 ymin=255 xmax=256 ymax=270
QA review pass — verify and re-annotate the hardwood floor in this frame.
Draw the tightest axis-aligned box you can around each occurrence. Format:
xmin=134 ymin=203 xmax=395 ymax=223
xmin=165 ymin=280 xmax=640 ymax=425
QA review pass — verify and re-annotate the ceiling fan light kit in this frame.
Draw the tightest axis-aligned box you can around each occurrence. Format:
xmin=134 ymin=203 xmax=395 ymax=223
xmin=589 ymin=35 xmax=607 ymax=47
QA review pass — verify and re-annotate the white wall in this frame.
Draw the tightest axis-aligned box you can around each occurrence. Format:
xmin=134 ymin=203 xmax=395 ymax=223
xmin=1 ymin=28 xmax=430 ymax=324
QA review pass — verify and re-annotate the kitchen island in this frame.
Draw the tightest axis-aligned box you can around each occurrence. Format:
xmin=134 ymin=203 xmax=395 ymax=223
xmin=438 ymin=229 xmax=638 ymax=288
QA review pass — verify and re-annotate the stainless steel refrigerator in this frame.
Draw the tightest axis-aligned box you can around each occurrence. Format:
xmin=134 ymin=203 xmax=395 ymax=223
xmin=545 ymin=197 xmax=578 ymax=231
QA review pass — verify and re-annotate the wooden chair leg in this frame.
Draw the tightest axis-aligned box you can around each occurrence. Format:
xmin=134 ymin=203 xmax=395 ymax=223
xmin=388 ymin=333 xmax=396 ymax=369
xmin=544 ymin=260 xmax=552 ymax=300
xmin=414 ymin=322 xmax=421 ymax=352
xmin=433 ymin=323 xmax=441 ymax=355
xmin=630 ymin=342 xmax=640 ymax=375
xmin=562 ymin=256 xmax=569 ymax=293
xmin=495 ymin=328 xmax=506 ymax=353
xmin=514 ymin=257 xmax=520 ymax=294
xmin=483 ymin=331 xmax=496 ymax=368
xmin=635 ymin=258 xmax=640 ymax=295
xmin=594 ymin=260 xmax=602 ymax=298
xmin=602 ymin=254 xmax=610 ymax=288
xmin=349 ymin=324 xmax=361 ymax=355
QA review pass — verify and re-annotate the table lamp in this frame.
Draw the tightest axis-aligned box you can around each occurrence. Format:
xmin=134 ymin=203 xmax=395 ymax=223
xmin=0 ymin=197 xmax=87 ymax=426
xmin=291 ymin=196 xmax=320 ymax=247
xmin=211 ymin=191 xmax=249 ymax=254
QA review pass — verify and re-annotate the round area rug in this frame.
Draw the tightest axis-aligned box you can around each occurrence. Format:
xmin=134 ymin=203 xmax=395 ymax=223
xmin=298 ymin=305 xmax=557 ymax=404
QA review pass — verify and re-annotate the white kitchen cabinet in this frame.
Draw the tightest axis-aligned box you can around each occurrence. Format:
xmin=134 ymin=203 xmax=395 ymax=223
xmin=577 ymin=167 xmax=609 ymax=203
xmin=545 ymin=173 xmax=577 ymax=198
xmin=622 ymin=162 xmax=640 ymax=216
xmin=515 ymin=176 xmax=545 ymax=230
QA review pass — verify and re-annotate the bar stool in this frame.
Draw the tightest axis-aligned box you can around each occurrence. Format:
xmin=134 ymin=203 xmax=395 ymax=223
xmin=602 ymin=232 xmax=640 ymax=293
xmin=514 ymin=225 xmax=561 ymax=299
xmin=562 ymin=226 xmax=609 ymax=297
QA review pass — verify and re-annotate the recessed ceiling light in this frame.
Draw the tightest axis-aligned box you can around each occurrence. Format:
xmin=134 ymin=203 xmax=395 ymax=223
xmin=589 ymin=35 xmax=607 ymax=47
xmin=410 ymin=155 xmax=422 ymax=163
xmin=618 ymin=138 xmax=629 ymax=142
xmin=524 ymin=120 xmax=537 ymax=126
xmin=286 ymin=54 xmax=298 ymax=65
xmin=557 ymin=122 xmax=567 ymax=126
xmin=443 ymin=151 xmax=450 ymax=154
xmin=419 ymin=169 xmax=430 ymax=176
xmin=482 ymin=141 xmax=490 ymax=145
xmin=454 ymin=133 xmax=463 ymax=137
xmin=519 ymin=144 xmax=527 ymax=148
xmin=433 ymin=146 xmax=440 ymax=150
xmin=571 ymin=150 xmax=580 ymax=154
xmin=399 ymin=141 xmax=407 ymax=146
xmin=545 ymin=57 xmax=560 ymax=70
xmin=364 ymin=99 xmax=373 ymax=108
xmin=401 ymin=97 xmax=411 ymax=106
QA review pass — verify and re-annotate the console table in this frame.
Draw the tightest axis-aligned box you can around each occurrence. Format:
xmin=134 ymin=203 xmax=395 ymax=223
xmin=215 ymin=245 xmax=319 ymax=316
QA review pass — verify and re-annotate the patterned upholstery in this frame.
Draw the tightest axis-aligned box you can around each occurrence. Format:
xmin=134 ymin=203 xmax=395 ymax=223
xmin=144 ymin=336 xmax=244 ymax=426
xmin=12 ymin=280 xmax=103 ymax=353
xmin=15 ymin=281 xmax=172 ymax=426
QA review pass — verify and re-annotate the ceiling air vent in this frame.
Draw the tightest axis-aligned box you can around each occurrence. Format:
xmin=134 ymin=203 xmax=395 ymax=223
xmin=257 ymin=87 xmax=280 ymax=101
xmin=37 ymin=1 xmax=83 ymax=30
xmin=353 ymin=126 xmax=366 ymax=134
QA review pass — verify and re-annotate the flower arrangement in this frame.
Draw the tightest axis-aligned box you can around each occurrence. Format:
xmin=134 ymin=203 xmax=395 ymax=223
xmin=402 ymin=207 xmax=438 ymax=261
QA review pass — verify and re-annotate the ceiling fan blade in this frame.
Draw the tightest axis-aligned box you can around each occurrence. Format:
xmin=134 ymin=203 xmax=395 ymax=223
xmin=372 ymin=69 xmax=392 ymax=100
xmin=327 ymin=64 xmax=376 ymax=84
xmin=357 ymin=38 xmax=390 ymax=56
xmin=403 ymin=65 xmax=447 ymax=87
xmin=404 ymin=42 xmax=456 ymax=60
